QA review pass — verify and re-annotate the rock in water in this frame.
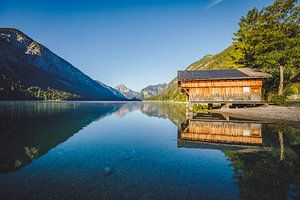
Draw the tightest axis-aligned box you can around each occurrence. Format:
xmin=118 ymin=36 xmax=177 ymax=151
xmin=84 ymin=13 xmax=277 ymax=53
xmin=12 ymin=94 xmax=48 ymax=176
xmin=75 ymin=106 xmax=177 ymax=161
xmin=104 ymin=167 xmax=113 ymax=176
xmin=123 ymin=155 xmax=131 ymax=160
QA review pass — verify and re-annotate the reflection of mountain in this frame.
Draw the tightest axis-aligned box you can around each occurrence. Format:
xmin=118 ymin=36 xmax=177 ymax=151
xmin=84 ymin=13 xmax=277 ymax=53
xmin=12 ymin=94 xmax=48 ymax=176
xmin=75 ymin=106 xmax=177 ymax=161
xmin=113 ymin=102 xmax=187 ymax=126
xmin=114 ymin=103 xmax=140 ymax=118
xmin=139 ymin=103 xmax=186 ymax=126
xmin=0 ymin=102 xmax=122 ymax=173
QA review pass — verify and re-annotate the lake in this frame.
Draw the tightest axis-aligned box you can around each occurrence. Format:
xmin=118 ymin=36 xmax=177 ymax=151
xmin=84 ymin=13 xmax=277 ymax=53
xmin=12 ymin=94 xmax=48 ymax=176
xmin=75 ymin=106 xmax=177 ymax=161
xmin=0 ymin=101 xmax=299 ymax=200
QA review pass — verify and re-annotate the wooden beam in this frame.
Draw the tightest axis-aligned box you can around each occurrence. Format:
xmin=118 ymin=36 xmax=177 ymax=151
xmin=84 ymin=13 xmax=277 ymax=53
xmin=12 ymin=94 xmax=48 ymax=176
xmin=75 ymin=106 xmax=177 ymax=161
xmin=183 ymin=125 xmax=190 ymax=133
xmin=183 ymin=88 xmax=190 ymax=95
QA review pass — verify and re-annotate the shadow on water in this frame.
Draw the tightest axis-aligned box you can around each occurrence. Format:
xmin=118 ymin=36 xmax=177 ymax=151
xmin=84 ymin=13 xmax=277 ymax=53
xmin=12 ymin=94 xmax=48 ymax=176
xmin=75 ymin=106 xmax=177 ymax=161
xmin=0 ymin=101 xmax=123 ymax=173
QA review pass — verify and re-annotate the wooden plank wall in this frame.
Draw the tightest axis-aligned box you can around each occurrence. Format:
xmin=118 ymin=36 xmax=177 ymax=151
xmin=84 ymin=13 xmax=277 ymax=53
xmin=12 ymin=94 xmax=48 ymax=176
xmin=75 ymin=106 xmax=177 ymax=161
xmin=179 ymin=79 xmax=263 ymax=101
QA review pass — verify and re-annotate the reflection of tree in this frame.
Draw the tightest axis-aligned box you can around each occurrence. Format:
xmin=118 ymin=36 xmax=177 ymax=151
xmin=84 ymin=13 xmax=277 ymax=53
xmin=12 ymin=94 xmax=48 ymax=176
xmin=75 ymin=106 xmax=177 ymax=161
xmin=0 ymin=102 xmax=122 ymax=173
xmin=225 ymin=124 xmax=300 ymax=200
xmin=278 ymin=131 xmax=284 ymax=161
xmin=24 ymin=147 xmax=39 ymax=160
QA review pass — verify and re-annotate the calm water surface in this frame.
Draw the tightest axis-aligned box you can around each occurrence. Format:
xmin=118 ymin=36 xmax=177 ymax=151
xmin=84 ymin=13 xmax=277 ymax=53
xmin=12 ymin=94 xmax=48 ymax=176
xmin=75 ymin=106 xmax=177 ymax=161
xmin=0 ymin=101 xmax=299 ymax=200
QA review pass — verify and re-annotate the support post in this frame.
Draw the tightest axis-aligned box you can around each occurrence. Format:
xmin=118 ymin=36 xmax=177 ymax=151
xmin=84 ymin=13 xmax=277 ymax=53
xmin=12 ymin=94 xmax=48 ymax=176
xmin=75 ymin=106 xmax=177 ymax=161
xmin=221 ymin=103 xmax=232 ymax=110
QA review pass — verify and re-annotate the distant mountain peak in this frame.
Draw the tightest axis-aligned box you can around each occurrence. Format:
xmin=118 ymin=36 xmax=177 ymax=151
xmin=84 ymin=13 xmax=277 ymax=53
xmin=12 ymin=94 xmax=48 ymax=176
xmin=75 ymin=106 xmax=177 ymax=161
xmin=116 ymin=84 xmax=129 ymax=91
xmin=115 ymin=83 xmax=167 ymax=100
xmin=140 ymin=83 xmax=167 ymax=99
xmin=115 ymin=84 xmax=140 ymax=100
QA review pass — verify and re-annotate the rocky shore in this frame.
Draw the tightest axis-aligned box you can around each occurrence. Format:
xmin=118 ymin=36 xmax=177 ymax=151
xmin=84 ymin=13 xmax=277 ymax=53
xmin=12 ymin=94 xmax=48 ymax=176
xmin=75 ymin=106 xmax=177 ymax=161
xmin=212 ymin=105 xmax=300 ymax=125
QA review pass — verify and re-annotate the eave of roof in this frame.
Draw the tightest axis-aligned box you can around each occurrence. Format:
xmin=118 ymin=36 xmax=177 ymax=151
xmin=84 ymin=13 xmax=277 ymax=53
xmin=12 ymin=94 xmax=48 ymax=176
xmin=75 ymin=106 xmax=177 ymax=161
xmin=178 ymin=76 xmax=266 ymax=81
xmin=177 ymin=68 xmax=271 ymax=81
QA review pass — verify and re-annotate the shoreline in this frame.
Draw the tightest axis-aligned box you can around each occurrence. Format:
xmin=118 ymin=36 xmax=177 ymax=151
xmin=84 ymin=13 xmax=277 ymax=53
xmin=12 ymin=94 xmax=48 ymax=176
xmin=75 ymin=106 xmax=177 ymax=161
xmin=211 ymin=105 xmax=300 ymax=126
xmin=1 ymin=100 xmax=299 ymax=124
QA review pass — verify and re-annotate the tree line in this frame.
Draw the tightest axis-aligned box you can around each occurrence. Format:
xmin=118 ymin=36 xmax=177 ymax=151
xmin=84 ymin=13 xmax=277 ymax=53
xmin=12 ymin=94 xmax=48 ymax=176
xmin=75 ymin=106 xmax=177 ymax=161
xmin=0 ymin=74 xmax=80 ymax=100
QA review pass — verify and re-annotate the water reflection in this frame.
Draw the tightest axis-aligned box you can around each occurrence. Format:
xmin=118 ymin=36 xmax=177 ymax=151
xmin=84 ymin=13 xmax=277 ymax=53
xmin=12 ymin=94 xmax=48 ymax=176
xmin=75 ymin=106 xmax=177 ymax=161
xmin=179 ymin=119 xmax=263 ymax=146
xmin=0 ymin=101 xmax=123 ymax=173
xmin=0 ymin=102 xmax=299 ymax=200
xmin=178 ymin=112 xmax=300 ymax=199
xmin=226 ymin=124 xmax=300 ymax=200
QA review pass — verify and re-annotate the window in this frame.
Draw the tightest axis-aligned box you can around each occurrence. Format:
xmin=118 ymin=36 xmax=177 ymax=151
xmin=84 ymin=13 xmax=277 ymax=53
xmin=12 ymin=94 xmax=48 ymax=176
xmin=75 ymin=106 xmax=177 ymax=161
xmin=243 ymin=87 xmax=250 ymax=93
xmin=243 ymin=130 xmax=250 ymax=136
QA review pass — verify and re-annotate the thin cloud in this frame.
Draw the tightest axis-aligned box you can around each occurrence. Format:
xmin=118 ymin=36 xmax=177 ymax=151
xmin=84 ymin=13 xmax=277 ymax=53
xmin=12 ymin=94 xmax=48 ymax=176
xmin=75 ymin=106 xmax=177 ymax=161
xmin=206 ymin=0 xmax=223 ymax=9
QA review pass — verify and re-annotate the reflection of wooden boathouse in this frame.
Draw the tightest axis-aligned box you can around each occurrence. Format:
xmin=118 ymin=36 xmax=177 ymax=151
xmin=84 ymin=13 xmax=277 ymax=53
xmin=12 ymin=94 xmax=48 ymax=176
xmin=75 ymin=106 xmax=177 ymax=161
xmin=178 ymin=68 xmax=271 ymax=105
xmin=179 ymin=118 xmax=263 ymax=146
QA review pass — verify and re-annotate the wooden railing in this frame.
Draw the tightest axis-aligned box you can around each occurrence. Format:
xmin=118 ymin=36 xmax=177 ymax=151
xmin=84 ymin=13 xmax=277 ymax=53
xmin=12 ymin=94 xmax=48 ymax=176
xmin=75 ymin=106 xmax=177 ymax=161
xmin=189 ymin=94 xmax=261 ymax=102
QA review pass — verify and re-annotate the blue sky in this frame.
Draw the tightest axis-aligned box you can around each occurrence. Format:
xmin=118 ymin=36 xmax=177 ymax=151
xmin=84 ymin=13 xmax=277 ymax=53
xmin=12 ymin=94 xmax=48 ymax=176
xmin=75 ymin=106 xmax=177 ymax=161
xmin=0 ymin=0 xmax=274 ymax=91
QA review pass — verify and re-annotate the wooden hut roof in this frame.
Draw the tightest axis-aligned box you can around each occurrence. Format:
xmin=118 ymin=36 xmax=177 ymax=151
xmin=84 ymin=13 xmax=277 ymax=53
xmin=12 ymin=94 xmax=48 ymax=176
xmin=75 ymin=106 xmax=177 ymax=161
xmin=177 ymin=68 xmax=271 ymax=81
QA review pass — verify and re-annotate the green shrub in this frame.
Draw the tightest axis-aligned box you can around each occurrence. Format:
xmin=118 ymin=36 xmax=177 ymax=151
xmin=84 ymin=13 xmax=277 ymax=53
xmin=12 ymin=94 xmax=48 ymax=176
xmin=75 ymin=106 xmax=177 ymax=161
xmin=192 ymin=104 xmax=208 ymax=112
xmin=284 ymin=84 xmax=298 ymax=96
xmin=270 ymin=95 xmax=287 ymax=105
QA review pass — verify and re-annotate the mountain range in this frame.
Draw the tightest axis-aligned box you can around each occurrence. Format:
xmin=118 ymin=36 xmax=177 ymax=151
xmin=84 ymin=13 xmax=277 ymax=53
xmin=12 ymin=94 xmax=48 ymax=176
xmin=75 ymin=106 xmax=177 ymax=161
xmin=0 ymin=28 xmax=127 ymax=100
xmin=0 ymin=28 xmax=237 ymax=102
xmin=115 ymin=83 xmax=167 ymax=100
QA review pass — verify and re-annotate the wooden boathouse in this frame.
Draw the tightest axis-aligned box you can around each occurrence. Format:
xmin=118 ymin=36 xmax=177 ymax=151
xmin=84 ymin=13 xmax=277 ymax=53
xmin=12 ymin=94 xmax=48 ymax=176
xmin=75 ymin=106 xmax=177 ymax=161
xmin=178 ymin=68 xmax=271 ymax=105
